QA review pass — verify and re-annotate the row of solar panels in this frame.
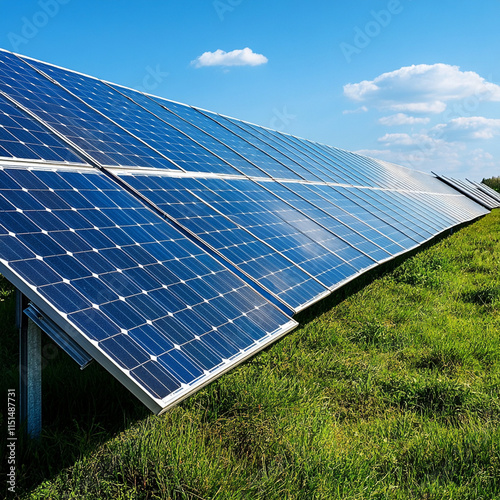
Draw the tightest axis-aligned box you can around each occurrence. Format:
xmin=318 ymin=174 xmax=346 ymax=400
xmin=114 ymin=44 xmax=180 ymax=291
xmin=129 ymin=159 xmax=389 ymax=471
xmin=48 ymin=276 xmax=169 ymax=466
xmin=433 ymin=174 xmax=500 ymax=210
xmin=0 ymin=49 xmax=495 ymax=413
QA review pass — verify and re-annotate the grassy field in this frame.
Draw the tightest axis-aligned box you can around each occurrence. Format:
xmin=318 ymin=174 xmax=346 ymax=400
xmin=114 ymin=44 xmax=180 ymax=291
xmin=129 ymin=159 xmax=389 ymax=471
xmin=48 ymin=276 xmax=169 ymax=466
xmin=1 ymin=210 xmax=500 ymax=499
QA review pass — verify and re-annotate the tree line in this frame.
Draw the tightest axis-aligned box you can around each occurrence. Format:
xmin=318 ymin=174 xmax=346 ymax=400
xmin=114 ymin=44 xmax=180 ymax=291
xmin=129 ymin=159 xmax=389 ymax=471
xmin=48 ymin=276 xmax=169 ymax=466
xmin=482 ymin=177 xmax=500 ymax=192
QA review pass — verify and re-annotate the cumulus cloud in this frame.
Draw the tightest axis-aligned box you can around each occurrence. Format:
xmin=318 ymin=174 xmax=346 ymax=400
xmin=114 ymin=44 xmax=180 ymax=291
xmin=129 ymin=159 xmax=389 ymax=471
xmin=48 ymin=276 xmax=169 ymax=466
xmin=344 ymin=63 xmax=500 ymax=114
xmin=432 ymin=116 xmax=500 ymax=141
xmin=192 ymin=48 xmax=268 ymax=68
xmin=358 ymin=125 xmax=499 ymax=178
xmin=379 ymin=113 xmax=430 ymax=126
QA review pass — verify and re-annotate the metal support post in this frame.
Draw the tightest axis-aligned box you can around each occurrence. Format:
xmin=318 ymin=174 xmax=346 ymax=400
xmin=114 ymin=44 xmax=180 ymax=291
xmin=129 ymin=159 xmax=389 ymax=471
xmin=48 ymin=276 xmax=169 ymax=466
xmin=18 ymin=293 xmax=42 ymax=440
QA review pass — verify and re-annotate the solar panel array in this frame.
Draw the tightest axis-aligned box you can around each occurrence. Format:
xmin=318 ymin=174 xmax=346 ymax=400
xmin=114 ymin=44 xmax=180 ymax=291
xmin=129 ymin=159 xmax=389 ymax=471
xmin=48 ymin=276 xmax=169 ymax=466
xmin=465 ymin=179 xmax=500 ymax=206
xmin=434 ymin=174 xmax=500 ymax=210
xmin=0 ymin=49 xmax=491 ymax=413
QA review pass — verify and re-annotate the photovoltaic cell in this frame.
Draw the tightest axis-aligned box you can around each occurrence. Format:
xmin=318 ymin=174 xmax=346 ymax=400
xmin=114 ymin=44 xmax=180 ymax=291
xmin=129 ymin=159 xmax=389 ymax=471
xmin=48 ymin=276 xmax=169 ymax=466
xmin=26 ymin=58 xmax=250 ymax=176
xmin=0 ymin=94 xmax=84 ymax=164
xmin=117 ymin=172 xmax=329 ymax=311
xmin=0 ymin=165 xmax=296 ymax=412
xmin=0 ymin=50 xmax=173 ymax=169
xmin=109 ymin=84 xmax=266 ymax=178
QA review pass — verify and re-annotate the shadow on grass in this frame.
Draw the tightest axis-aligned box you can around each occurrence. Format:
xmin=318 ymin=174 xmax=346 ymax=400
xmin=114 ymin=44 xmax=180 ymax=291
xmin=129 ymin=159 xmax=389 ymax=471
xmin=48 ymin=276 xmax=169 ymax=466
xmin=0 ymin=297 xmax=149 ymax=495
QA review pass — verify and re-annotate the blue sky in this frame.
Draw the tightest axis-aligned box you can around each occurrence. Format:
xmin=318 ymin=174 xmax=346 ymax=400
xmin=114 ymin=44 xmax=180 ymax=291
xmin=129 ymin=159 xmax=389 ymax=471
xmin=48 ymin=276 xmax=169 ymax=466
xmin=1 ymin=0 xmax=499 ymax=180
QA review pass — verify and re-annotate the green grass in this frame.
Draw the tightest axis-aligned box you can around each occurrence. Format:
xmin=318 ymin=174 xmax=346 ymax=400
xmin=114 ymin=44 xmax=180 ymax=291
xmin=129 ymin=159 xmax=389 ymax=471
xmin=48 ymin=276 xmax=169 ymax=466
xmin=1 ymin=210 xmax=500 ymax=499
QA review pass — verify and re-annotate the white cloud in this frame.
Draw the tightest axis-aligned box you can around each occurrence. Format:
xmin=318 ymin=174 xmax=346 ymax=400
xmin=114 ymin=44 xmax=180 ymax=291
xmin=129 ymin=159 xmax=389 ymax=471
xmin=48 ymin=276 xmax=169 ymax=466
xmin=379 ymin=113 xmax=430 ymax=126
xmin=389 ymin=102 xmax=447 ymax=114
xmin=342 ymin=106 xmax=368 ymax=115
xmin=358 ymin=126 xmax=500 ymax=179
xmin=432 ymin=116 xmax=500 ymax=141
xmin=377 ymin=132 xmax=443 ymax=150
xmin=344 ymin=63 xmax=500 ymax=114
xmin=357 ymin=145 xmax=498 ymax=179
xmin=192 ymin=48 xmax=268 ymax=68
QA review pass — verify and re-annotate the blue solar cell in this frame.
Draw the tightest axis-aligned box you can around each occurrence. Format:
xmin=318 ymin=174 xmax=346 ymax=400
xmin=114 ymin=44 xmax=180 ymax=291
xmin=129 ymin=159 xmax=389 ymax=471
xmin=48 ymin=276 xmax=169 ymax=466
xmin=28 ymin=59 xmax=248 ymax=176
xmin=0 ymin=94 xmax=84 ymax=164
xmin=38 ymin=282 xmax=93 ymax=314
xmin=100 ymin=333 xmax=152 ymax=371
xmin=10 ymin=258 xmax=62 ymax=286
xmin=145 ymin=96 xmax=304 ymax=180
xmin=118 ymin=171 xmax=328 ymax=311
xmin=109 ymin=84 xmax=266 ymax=178
xmin=0 ymin=51 xmax=175 ymax=169
xmin=0 ymin=165 xmax=296 ymax=411
xmin=158 ymin=349 xmax=204 ymax=384
xmin=130 ymin=362 xmax=181 ymax=400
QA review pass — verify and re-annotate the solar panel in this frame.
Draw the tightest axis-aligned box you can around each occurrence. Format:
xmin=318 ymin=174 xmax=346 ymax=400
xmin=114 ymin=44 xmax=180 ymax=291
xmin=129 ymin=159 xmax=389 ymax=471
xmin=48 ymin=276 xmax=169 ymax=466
xmin=256 ymin=181 xmax=392 ymax=261
xmin=434 ymin=174 xmax=499 ymax=210
xmin=0 ymin=48 xmax=491 ymax=418
xmin=117 ymin=171 xmax=329 ymax=311
xmin=125 ymin=172 xmax=367 ymax=290
xmin=0 ymin=164 xmax=296 ymax=412
xmin=230 ymin=120 xmax=357 ymax=185
xmin=110 ymin=84 xmax=267 ymax=179
xmin=142 ymin=97 xmax=307 ymax=181
xmin=466 ymin=179 xmax=500 ymax=206
xmin=0 ymin=50 xmax=175 ymax=169
xmin=186 ymin=177 xmax=364 ymax=285
xmin=26 ymin=57 xmax=252 ymax=177
xmin=0 ymin=93 xmax=84 ymax=164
